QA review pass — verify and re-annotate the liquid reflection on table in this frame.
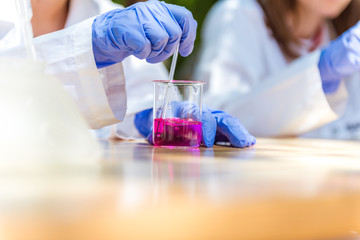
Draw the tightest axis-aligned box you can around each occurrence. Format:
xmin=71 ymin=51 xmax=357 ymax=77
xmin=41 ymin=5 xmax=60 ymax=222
xmin=1 ymin=138 xmax=360 ymax=240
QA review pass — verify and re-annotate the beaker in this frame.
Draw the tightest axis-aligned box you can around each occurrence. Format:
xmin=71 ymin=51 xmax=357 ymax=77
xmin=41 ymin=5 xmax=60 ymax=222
xmin=153 ymin=80 xmax=205 ymax=148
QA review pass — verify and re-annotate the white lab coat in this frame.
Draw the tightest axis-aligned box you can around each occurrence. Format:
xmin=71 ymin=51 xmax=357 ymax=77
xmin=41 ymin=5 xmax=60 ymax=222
xmin=0 ymin=0 xmax=168 ymax=138
xmin=196 ymin=0 xmax=360 ymax=140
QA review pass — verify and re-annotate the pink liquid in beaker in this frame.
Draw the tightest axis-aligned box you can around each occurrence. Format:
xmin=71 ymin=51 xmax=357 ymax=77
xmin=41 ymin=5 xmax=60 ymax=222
xmin=153 ymin=118 xmax=202 ymax=147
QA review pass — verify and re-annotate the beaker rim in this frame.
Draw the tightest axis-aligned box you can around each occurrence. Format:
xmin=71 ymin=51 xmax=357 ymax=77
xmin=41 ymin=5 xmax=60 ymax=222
xmin=153 ymin=80 xmax=205 ymax=85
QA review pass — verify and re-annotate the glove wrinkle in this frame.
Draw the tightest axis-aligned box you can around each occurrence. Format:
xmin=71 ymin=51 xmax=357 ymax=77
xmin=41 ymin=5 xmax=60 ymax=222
xmin=92 ymin=1 xmax=197 ymax=68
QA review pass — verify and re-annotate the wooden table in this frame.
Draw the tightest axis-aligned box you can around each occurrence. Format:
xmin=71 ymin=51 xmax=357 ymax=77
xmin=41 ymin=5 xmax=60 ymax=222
xmin=1 ymin=138 xmax=360 ymax=240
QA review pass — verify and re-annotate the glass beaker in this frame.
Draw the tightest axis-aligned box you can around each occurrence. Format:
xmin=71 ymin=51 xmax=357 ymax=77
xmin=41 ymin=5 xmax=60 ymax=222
xmin=153 ymin=80 xmax=205 ymax=148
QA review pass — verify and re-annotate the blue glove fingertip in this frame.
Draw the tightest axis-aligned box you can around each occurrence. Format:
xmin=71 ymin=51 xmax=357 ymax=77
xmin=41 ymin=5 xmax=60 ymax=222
xmin=250 ymin=136 xmax=257 ymax=146
xmin=147 ymin=131 xmax=154 ymax=145
xmin=202 ymin=126 xmax=215 ymax=148
xmin=164 ymin=3 xmax=197 ymax=58
xmin=179 ymin=44 xmax=194 ymax=57
xmin=246 ymin=135 xmax=256 ymax=147
xmin=202 ymin=137 xmax=214 ymax=148
xmin=231 ymin=138 xmax=247 ymax=148
xmin=201 ymin=111 xmax=216 ymax=148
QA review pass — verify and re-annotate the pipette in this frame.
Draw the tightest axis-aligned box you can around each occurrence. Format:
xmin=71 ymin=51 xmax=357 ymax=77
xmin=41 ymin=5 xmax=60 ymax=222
xmin=168 ymin=45 xmax=179 ymax=82
xmin=14 ymin=0 xmax=37 ymax=60
xmin=160 ymin=45 xmax=180 ymax=119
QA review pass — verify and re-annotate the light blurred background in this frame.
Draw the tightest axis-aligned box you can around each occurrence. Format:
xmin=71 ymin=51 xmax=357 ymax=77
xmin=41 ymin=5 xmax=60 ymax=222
xmin=112 ymin=0 xmax=218 ymax=80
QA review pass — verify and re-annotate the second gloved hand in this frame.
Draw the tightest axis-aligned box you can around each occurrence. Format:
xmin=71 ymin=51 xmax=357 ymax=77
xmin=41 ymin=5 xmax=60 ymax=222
xmin=134 ymin=104 xmax=256 ymax=148
xmin=318 ymin=21 xmax=360 ymax=93
xmin=201 ymin=105 xmax=256 ymax=148
xmin=92 ymin=1 xmax=197 ymax=68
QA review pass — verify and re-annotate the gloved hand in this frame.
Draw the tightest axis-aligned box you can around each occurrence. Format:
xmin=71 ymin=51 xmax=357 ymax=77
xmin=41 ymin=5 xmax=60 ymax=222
xmin=318 ymin=21 xmax=360 ymax=93
xmin=92 ymin=1 xmax=197 ymax=68
xmin=201 ymin=105 xmax=256 ymax=148
xmin=134 ymin=104 xmax=256 ymax=148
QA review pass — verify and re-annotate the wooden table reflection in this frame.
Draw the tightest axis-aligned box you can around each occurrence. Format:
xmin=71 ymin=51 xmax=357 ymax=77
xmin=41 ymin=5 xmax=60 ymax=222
xmin=1 ymin=138 xmax=360 ymax=240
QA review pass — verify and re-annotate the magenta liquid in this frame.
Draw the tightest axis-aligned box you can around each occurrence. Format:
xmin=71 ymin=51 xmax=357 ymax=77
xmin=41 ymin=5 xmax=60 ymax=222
xmin=153 ymin=118 xmax=202 ymax=147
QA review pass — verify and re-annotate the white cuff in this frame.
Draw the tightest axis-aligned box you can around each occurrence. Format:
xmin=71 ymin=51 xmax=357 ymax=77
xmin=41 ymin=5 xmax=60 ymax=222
xmin=74 ymin=17 xmax=126 ymax=128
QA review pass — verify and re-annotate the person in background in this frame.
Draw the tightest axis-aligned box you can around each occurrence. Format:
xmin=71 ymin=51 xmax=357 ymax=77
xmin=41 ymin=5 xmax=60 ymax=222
xmin=0 ymin=0 xmax=255 ymax=148
xmin=196 ymin=0 xmax=360 ymax=140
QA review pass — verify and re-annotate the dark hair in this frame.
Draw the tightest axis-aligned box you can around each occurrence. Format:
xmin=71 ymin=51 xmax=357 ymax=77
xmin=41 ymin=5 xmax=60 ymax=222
xmin=257 ymin=0 xmax=360 ymax=59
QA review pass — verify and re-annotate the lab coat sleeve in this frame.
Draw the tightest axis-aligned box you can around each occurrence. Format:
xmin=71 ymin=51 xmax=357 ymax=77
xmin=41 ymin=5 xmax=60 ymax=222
xmin=196 ymin=1 xmax=348 ymax=137
xmin=108 ymin=56 xmax=169 ymax=140
xmin=33 ymin=17 xmax=126 ymax=129
xmin=91 ymin=57 xmax=168 ymax=140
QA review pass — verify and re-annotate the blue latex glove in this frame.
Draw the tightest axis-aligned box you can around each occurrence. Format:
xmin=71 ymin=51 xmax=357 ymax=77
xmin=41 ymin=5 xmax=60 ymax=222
xmin=318 ymin=21 xmax=360 ymax=93
xmin=92 ymin=1 xmax=197 ymax=68
xmin=201 ymin=105 xmax=256 ymax=148
xmin=134 ymin=104 xmax=256 ymax=148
